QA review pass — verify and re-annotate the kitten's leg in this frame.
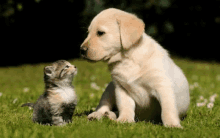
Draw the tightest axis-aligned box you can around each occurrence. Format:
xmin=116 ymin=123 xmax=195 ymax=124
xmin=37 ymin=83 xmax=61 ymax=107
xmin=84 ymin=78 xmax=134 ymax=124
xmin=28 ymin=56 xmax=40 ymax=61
xmin=52 ymin=116 xmax=66 ymax=126
xmin=63 ymin=105 xmax=76 ymax=123
xmin=115 ymin=85 xmax=135 ymax=123
xmin=88 ymin=81 xmax=117 ymax=121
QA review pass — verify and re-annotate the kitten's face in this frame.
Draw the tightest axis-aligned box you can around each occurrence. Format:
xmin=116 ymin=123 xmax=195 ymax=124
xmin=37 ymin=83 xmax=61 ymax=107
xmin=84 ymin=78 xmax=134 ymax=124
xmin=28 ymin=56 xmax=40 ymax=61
xmin=44 ymin=60 xmax=77 ymax=83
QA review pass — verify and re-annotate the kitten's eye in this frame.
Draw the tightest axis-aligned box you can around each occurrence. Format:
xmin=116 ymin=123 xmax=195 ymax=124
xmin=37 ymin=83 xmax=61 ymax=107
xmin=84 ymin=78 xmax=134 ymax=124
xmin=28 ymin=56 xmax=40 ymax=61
xmin=65 ymin=65 xmax=70 ymax=68
xmin=97 ymin=31 xmax=105 ymax=36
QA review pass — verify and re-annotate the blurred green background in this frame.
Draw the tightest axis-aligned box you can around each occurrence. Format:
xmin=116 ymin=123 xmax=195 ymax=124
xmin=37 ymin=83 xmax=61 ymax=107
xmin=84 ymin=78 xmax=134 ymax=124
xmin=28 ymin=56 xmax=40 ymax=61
xmin=0 ymin=0 xmax=220 ymax=66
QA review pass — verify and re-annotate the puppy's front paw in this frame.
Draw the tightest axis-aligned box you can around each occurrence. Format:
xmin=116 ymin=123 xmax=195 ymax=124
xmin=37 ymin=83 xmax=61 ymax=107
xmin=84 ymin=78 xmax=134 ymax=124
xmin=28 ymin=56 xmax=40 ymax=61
xmin=104 ymin=111 xmax=117 ymax=120
xmin=117 ymin=116 xmax=135 ymax=123
xmin=87 ymin=111 xmax=104 ymax=121
xmin=164 ymin=124 xmax=183 ymax=129
xmin=162 ymin=113 xmax=183 ymax=128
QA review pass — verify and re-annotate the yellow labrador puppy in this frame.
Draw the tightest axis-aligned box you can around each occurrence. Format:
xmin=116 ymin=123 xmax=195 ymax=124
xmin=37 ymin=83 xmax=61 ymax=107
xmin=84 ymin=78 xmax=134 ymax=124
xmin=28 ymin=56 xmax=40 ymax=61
xmin=80 ymin=8 xmax=190 ymax=128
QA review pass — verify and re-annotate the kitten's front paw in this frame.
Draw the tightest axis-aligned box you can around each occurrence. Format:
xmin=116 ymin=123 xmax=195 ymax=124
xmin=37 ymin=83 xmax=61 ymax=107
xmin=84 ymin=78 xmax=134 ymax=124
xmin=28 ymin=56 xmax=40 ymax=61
xmin=87 ymin=111 xmax=104 ymax=121
xmin=117 ymin=116 xmax=135 ymax=123
xmin=54 ymin=122 xmax=67 ymax=126
xmin=52 ymin=116 xmax=67 ymax=126
xmin=103 ymin=111 xmax=117 ymax=120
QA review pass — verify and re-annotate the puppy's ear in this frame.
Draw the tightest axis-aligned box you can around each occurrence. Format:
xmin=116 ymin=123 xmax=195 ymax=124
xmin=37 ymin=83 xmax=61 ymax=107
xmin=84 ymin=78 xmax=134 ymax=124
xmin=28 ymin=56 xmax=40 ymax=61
xmin=44 ymin=66 xmax=54 ymax=76
xmin=115 ymin=11 xmax=145 ymax=50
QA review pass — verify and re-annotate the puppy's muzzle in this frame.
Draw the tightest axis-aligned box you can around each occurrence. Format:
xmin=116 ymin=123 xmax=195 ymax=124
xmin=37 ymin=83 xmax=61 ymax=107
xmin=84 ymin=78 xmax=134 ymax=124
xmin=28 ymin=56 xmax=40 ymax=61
xmin=80 ymin=46 xmax=88 ymax=57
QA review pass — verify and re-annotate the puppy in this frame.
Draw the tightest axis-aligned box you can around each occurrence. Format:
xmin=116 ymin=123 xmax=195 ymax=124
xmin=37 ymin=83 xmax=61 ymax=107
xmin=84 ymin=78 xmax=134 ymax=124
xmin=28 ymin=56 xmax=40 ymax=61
xmin=80 ymin=8 xmax=190 ymax=128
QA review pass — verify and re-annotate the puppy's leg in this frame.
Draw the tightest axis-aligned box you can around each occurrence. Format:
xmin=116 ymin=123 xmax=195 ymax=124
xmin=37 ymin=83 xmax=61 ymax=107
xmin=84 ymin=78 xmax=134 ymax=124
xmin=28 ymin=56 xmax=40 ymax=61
xmin=156 ymin=84 xmax=182 ymax=128
xmin=88 ymin=81 xmax=116 ymax=120
xmin=115 ymin=85 xmax=135 ymax=123
xmin=103 ymin=110 xmax=117 ymax=121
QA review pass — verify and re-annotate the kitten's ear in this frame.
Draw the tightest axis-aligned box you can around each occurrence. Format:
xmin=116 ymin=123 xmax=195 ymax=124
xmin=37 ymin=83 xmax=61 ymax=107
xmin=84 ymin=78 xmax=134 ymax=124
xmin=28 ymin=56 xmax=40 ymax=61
xmin=44 ymin=66 xmax=54 ymax=76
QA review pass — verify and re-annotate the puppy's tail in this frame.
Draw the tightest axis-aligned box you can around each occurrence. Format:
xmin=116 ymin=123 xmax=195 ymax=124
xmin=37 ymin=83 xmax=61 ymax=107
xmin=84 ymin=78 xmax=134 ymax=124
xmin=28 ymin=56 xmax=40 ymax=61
xmin=21 ymin=103 xmax=34 ymax=108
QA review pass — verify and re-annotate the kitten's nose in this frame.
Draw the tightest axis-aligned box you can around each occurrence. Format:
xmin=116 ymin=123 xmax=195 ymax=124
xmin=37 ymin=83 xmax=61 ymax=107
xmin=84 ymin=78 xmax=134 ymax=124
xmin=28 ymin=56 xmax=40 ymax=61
xmin=80 ymin=46 xmax=88 ymax=57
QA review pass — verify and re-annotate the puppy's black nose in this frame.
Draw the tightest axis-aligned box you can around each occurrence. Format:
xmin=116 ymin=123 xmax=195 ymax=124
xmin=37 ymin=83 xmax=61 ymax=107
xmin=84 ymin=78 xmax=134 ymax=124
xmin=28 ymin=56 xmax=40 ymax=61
xmin=80 ymin=46 xmax=88 ymax=57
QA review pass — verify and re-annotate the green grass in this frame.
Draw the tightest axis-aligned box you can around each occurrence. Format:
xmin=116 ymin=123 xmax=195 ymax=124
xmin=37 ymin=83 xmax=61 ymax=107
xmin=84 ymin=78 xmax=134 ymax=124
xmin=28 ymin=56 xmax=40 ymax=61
xmin=0 ymin=57 xmax=220 ymax=138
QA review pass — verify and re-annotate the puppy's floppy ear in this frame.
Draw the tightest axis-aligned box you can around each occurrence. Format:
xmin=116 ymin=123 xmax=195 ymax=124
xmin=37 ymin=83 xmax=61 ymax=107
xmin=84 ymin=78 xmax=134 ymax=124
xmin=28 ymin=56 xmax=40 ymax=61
xmin=44 ymin=66 xmax=54 ymax=76
xmin=115 ymin=11 xmax=145 ymax=50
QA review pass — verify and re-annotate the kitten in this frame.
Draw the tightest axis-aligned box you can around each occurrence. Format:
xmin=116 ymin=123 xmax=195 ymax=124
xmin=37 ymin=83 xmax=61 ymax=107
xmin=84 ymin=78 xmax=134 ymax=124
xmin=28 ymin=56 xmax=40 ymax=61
xmin=21 ymin=60 xmax=77 ymax=126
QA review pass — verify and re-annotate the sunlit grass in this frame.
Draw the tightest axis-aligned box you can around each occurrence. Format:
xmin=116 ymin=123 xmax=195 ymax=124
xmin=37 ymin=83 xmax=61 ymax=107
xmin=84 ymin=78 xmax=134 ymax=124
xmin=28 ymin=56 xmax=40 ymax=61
xmin=0 ymin=57 xmax=220 ymax=138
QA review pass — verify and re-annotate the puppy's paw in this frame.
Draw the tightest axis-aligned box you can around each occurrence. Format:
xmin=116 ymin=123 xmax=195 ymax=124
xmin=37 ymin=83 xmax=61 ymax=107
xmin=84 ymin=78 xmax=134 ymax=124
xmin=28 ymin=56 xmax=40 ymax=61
xmin=87 ymin=111 xmax=104 ymax=121
xmin=104 ymin=111 xmax=117 ymax=120
xmin=162 ymin=112 xmax=182 ymax=128
xmin=164 ymin=124 xmax=183 ymax=129
xmin=117 ymin=116 xmax=135 ymax=123
xmin=162 ymin=118 xmax=183 ymax=128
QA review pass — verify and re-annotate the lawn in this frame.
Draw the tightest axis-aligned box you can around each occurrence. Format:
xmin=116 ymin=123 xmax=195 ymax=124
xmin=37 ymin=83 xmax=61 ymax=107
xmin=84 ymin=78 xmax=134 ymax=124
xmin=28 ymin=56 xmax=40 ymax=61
xmin=0 ymin=57 xmax=219 ymax=138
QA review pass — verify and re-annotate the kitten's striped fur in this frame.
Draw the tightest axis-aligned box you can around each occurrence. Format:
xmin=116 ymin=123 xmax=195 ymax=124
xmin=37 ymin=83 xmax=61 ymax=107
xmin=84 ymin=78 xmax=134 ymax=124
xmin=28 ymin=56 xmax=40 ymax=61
xmin=21 ymin=60 xmax=77 ymax=126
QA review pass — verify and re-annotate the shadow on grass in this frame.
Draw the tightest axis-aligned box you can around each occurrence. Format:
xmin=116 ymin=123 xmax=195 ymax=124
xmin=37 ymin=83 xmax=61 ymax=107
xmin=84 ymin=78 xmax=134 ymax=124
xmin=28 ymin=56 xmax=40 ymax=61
xmin=73 ymin=109 xmax=187 ymax=127
xmin=74 ymin=110 xmax=93 ymax=117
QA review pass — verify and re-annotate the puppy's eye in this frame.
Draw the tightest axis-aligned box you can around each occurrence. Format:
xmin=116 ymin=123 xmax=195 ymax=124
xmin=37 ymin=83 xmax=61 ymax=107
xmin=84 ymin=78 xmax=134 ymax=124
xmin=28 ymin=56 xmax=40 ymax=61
xmin=97 ymin=31 xmax=105 ymax=36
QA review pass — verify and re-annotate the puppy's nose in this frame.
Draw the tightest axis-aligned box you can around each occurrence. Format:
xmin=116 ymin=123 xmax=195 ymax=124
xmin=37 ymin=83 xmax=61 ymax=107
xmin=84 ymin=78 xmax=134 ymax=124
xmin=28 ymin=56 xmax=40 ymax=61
xmin=80 ymin=46 xmax=88 ymax=56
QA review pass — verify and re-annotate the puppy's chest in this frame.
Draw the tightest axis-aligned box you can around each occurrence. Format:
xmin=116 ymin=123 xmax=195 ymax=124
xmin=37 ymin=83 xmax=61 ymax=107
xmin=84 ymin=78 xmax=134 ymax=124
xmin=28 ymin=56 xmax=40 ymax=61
xmin=111 ymin=60 xmax=141 ymax=84
xmin=111 ymin=61 xmax=153 ymax=107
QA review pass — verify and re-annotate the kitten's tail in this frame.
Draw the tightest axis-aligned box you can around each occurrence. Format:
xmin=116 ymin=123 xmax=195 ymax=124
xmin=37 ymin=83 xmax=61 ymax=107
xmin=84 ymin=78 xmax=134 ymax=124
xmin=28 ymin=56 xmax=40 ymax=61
xmin=21 ymin=103 xmax=34 ymax=108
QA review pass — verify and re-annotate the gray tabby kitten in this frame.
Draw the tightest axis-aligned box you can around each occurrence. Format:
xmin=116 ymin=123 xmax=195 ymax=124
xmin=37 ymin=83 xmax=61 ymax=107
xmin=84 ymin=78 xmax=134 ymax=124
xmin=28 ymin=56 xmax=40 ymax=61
xmin=21 ymin=60 xmax=77 ymax=126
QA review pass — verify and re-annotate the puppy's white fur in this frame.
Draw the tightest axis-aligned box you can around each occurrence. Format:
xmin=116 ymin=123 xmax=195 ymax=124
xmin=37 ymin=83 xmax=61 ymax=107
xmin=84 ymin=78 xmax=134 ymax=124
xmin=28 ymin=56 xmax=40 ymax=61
xmin=81 ymin=8 xmax=190 ymax=128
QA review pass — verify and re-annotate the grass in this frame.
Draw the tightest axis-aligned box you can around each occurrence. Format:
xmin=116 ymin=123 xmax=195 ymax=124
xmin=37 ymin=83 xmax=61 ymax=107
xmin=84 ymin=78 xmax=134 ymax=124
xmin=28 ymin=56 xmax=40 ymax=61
xmin=0 ymin=57 xmax=220 ymax=138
